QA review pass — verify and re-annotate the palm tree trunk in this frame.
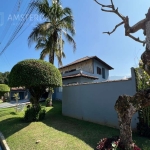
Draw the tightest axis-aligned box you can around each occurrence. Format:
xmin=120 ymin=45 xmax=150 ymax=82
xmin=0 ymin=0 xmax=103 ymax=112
xmin=49 ymin=49 xmax=54 ymax=64
xmin=47 ymin=33 xmax=58 ymax=106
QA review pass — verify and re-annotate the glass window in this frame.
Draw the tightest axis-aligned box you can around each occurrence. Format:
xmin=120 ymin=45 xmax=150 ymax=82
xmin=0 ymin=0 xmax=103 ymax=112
xmin=97 ymin=67 xmax=101 ymax=75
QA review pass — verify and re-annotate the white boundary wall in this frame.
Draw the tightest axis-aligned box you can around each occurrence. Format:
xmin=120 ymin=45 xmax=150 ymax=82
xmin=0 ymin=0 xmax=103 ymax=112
xmin=62 ymin=68 xmax=138 ymax=129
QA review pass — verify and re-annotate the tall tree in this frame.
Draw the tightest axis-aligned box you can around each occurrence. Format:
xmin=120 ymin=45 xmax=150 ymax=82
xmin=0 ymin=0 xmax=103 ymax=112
xmin=0 ymin=72 xmax=9 ymax=84
xmin=28 ymin=0 xmax=76 ymax=66
xmin=95 ymin=0 xmax=150 ymax=149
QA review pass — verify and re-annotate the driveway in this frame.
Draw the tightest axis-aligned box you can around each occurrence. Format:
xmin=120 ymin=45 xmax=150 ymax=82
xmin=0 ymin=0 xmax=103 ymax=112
xmin=0 ymin=99 xmax=30 ymax=109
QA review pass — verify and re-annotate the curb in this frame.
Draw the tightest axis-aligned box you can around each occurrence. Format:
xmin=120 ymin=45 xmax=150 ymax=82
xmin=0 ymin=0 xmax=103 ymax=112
xmin=0 ymin=132 xmax=10 ymax=150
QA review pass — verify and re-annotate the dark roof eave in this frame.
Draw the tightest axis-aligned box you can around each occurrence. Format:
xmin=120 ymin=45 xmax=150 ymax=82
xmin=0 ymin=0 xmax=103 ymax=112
xmin=62 ymin=73 xmax=98 ymax=80
xmin=59 ymin=56 xmax=113 ymax=70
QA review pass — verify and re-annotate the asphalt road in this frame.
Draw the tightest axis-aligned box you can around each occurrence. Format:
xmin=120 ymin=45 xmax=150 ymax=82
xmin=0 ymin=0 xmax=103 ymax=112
xmin=0 ymin=99 xmax=30 ymax=109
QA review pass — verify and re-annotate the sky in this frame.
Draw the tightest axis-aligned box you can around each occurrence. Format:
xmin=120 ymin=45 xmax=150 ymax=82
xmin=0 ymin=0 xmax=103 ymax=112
xmin=0 ymin=0 xmax=150 ymax=78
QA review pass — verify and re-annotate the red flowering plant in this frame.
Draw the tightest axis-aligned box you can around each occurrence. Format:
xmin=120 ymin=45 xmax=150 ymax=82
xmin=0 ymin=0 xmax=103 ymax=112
xmin=96 ymin=136 xmax=141 ymax=150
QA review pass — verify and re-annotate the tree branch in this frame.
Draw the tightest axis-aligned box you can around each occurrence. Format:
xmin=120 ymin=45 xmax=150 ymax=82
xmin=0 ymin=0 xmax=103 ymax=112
xmin=94 ymin=0 xmax=147 ymax=45
xmin=128 ymin=34 xmax=146 ymax=45
xmin=94 ymin=0 xmax=112 ymax=8
xmin=103 ymin=21 xmax=124 ymax=35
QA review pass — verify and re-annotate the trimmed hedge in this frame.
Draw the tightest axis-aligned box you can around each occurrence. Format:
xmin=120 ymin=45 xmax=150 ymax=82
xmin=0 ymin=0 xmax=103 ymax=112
xmin=9 ymin=59 xmax=62 ymax=88
xmin=0 ymin=84 xmax=10 ymax=96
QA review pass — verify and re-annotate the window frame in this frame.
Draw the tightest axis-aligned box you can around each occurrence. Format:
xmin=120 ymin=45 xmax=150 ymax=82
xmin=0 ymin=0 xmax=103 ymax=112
xmin=97 ymin=67 xmax=101 ymax=75
xmin=102 ymin=68 xmax=105 ymax=79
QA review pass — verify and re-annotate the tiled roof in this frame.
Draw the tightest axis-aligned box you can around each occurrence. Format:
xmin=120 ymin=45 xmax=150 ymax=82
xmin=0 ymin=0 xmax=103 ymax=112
xmin=59 ymin=56 xmax=113 ymax=70
xmin=63 ymin=78 xmax=132 ymax=86
xmin=11 ymin=87 xmax=26 ymax=91
xmin=62 ymin=73 xmax=99 ymax=80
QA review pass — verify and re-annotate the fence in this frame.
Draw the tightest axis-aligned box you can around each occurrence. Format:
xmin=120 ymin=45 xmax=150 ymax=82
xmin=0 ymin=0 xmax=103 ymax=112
xmin=62 ymin=68 xmax=138 ymax=129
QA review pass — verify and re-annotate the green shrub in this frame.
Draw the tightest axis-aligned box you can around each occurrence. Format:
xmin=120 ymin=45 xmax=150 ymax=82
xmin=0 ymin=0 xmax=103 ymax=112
xmin=45 ymin=97 xmax=51 ymax=107
xmin=9 ymin=59 xmax=62 ymax=121
xmin=9 ymin=59 xmax=62 ymax=88
xmin=135 ymin=65 xmax=150 ymax=137
xmin=29 ymin=97 xmax=34 ymax=105
xmin=24 ymin=105 xmax=46 ymax=122
xmin=0 ymin=84 xmax=10 ymax=97
xmin=9 ymin=59 xmax=62 ymax=104
xmin=39 ymin=109 xmax=46 ymax=120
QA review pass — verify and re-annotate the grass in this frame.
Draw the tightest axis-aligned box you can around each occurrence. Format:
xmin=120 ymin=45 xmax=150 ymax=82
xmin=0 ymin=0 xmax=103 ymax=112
xmin=0 ymin=101 xmax=150 ymax=150
xmin=0 ymin=99 xmax=3 ymax=104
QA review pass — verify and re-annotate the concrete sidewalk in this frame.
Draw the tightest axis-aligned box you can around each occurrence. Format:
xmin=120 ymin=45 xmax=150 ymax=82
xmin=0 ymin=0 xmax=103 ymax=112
xmin=0 ymin=99 xmax=30 ymax=109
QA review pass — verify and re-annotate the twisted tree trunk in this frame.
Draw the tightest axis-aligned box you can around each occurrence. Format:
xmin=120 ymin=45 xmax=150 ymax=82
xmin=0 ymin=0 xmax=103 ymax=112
xmin=29 ymin=86 xmax=45 ymax=107
xmin=113 ymin=9 xmax=150 ymax=150
xmin=115 ymin=90 xmax=150 ymax=150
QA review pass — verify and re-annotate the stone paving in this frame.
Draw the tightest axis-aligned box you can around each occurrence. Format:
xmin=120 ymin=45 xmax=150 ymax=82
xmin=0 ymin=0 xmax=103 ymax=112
xmin=0 ymin=99 xmax=30 ymax=109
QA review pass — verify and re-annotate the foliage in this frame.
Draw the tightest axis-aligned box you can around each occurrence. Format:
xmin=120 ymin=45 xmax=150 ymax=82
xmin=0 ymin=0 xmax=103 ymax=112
xmin=135 ymin=63 xmax=150 ymax=138
xmin=13 ymin=93 xmax=19 ymax=101
xmin=9 ymin=59 xmax=62 ymax=103
xmin=1 ymin=101 xmax=150 ymax=149
xmin=24 ymin=104 xmax=46 ymax=122
xmin=13 ymin=93 xmax=20 ymax=112
xmin=0 ymin=71 xmax=9 ymax=84
xmin=96 ymin=137 xmax=140 ymax=150
xmin=45 ymin=97 xmax=51 ymax=107
xmin=29 ymin=96 xmax=34 ymax=105
xmin=0 ymin=84 xmax=10 ymax=97
xmin=9 ymin=59 xmax=62 ymax=88
xmin=28 ymin=0 xmax=76 ymax=66
xmin=135 ymin=66 xmax=150 ymax=91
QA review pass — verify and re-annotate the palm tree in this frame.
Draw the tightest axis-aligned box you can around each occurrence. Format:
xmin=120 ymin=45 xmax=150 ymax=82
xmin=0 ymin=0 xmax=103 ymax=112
xmin=28 ymin=0 xmax=76 ymax=66
xmin=28 ymin=0 xmax=76 ymax=106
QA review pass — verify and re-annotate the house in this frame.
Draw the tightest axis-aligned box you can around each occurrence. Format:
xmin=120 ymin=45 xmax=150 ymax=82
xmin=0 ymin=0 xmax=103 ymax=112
xmin=59 ymin=56 xmax=113 ymax=85
xmin=53 ymin=56 xmax=113 ymax=100
xmin=10 ymin=87 xmax=30 ymax=101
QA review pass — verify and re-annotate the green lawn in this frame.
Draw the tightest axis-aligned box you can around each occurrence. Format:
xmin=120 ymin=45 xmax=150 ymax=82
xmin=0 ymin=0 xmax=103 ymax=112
xmin=0 ymin=101 xmax=150 ymax=150
xmin=0 ymin=99 xmax=3 ymax=104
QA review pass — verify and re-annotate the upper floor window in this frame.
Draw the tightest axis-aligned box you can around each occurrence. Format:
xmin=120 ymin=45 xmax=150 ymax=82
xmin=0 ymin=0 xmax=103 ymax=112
xmin=97 ymin=67 xmax=101 ymax=75
xmin=102 ymin=68 xmax=105 ymax=79
xmin=65 ymin=69 xmax=76 ymax=73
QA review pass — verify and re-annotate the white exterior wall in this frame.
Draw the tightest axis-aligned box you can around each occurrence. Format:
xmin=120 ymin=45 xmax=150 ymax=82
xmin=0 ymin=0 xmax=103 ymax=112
xmin=60 ymin=59 xmax=93 ymax=74
xmin=93 ymin=59 xmax=109 ymax=82
xmin=62 ymin=68 xmax=138 ymax=129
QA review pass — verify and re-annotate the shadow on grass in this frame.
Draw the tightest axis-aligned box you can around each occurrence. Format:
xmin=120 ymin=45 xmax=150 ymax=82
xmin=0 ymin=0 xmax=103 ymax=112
xmin=10 ymin=112 xmax=18 ymax=115
xmin=0 ymin=111 xmax=30 ymax=139
xmin=1 ymin=101 xmax=150 ymax=149
xmin=43 ymin=101 xmax=119 ymax=149
xmin=43 ymin=101 xmax=150 ymax=149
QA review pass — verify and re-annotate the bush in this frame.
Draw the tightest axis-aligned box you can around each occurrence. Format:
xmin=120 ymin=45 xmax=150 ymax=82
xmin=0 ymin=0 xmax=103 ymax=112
xmin=24 ymin=104 xmax=46 ymax=122
xmin=45 ymin=97 xmax=51 ymax=107
xmin=135 ymin=67 xmax=150 ymax=137
xmin=96 ymin=136 xmax=140 ymax=150
xmin=0 ymin=84 xmax=10 ymax=97
xmin=9 ymin=59 xmax=62 ymax=105
xmin=9 ymin=59 xmax=62 ymax=88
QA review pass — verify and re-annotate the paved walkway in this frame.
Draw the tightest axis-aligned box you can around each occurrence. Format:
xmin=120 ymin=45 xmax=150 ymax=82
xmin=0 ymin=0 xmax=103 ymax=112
xmin=0 ymin=99 xmax=30 ymax=109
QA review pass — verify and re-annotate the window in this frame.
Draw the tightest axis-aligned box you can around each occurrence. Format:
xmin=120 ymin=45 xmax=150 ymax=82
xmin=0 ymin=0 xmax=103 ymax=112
xmin=102 ymin=68 xmax=105 ymax=79
xmin=65 ymin=69 xmax=76 ymax=73
xmin=97 ymin=67 xmax=101 ymax=75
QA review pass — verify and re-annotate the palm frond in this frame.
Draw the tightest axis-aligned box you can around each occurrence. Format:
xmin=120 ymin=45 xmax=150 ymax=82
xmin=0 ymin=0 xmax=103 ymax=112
xmin=34 ymin=0 xmax=50 ymax=19
xmin=63 ymin=7 xmax=72 ymax=16
xmin=62 ymin=30 xmax=76 ymax=51
xmin=40 ymin=48 xmax=50 ymax=60
xmin=28 ymin=22 xmax=52 ymax=47
xmin=28 ymin=0 xmax=76 ymax=66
